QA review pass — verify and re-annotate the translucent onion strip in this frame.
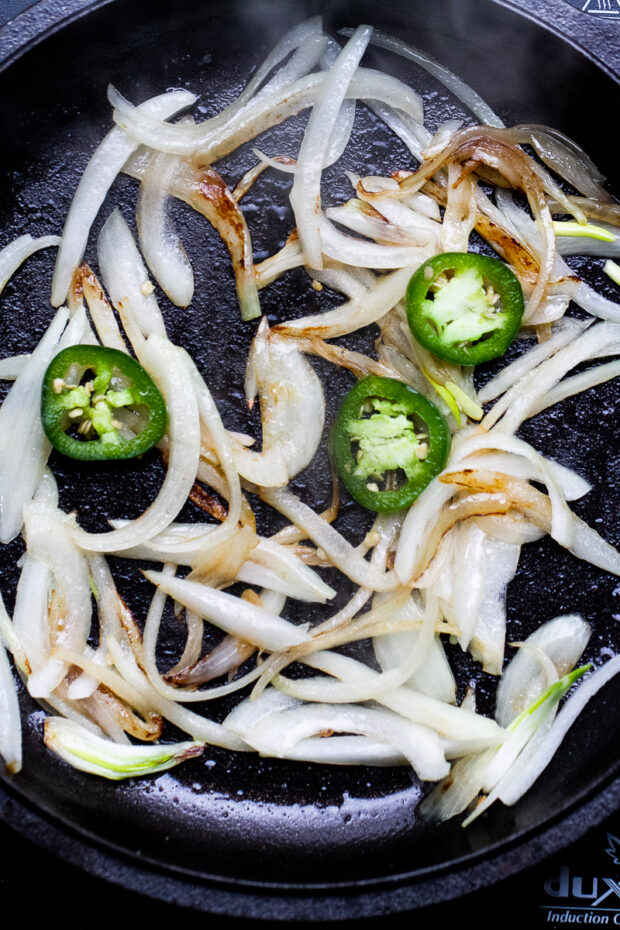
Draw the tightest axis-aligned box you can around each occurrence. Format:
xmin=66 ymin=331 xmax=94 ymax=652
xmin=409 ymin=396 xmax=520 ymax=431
xmin=143 ymin=569 xmax=310 ymax=652
xmin=498 ymin=656 xmax=620 ymax=806
xmin=110 ymin=68 xmax=424 ymax=163
xmin=233 ymin=320 xmax=325 ymax=485
xmin=364 ymin=28 xmax=505 ymax=128
xmin=97 ymin=209 xmax=166 ymax=343
xmin=0 ymin=234 xmax=60 ymax=297
xmin=290 ymin=25 xmax=372 ymax=269
xmin=442 ymin=469 xmax=620 ymax=577
xmin=374 ymin=629 xmax=456 ymax=704
xmin=496 ymin=614 xmax=591 ymax=727
xmin=75 ymin=264 xmax=127 ymax=352
xmin=24 ymin=501 xmax=93 ymax=699
xmin=51 ymin=89 xmax=196 ymax=307
xmin=0 ymin=355 xmax=28 ymax=380
xmin=477 ymin=319 xmax=590 ymax=404
xmin=529 ymin=360 xmax=620 ymax=417
xmin=137 ymin=148 xmax=194 ymax=307
xmin=71 ymin=334 xmax=201 ymax=552
xmin=182 ymin=351 xmax=242 ymax=539
xmin=483 ymin=321 xmax=620 ymax=433
xmin=233 ymin=701 xmax=449 ymax=781
xmin=44 ymin=716 xmax=203 ymax=780
xmin=261 ymin=487 xmax=398 ymax=592
xmin=0 ymin=307 xmax=69 ymax=544
xmin=167 ymin=633 xmax=256 ymax=689
xmin=296 ymin=650 xmax=503 ymax=745
xmin=0 ymin=637 xmax=21 ymax=774
xmin=273 ymin=266 xmax=414 ymax=339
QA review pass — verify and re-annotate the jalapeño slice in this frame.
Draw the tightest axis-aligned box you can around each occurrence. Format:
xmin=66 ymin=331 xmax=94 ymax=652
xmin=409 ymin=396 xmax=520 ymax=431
xmin=41 ymin=346 xmax=167 ymax=461
xmin=332 ymin=376 xmax=451 ymax=513
xmin=406 ymin=252 xmax=524 ymax=366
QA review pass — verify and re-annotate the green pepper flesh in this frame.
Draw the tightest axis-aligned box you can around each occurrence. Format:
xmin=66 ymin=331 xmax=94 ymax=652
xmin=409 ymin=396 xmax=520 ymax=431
xmin=406 ymin=252 xmax=524 ymax=366
xmin=41 ymin=346 xmax=167 ymax=461
xmin=333 ymin=376 xmax=451 ymax=513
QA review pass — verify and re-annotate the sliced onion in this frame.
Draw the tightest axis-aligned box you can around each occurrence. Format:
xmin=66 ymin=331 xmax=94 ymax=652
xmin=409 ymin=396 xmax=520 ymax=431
xmin=483 ymin=321 xmax=620 ymax=433
xmin=442 ymin=468 xmax=620 ymax=577
xmin=167 ymin=634 xmax=256 ymax=688
xmin=364 ymin=28 xmax=504 ymax=128
xmin=368 ymin=101 xmax=430 ymax=162
xmin=275 ymin=595 xmax=437 ymax=704
xmin=44 ymin=716 xmax=202 ymax=780
xmin=0 ymin=234 xmax=60 ymax=297
xmin=496 ymin=614 xmax=591 ymax=727
xmin=71 ymin=334 xmax=201 ymax=552
xmin=97 ymin=209 xmax=166 ymax=345
xmin=530 ymin=359 xmax=620 ymax=416
xmin=236 ymin=18 xmax=327 ymax=110
xmin=136 ymin=147 xmax=194 ymax=307
xmin=498 ymin=656 xmax=620 ymax=806
xmin=572 ymin=281 xmax=620 ymax=324
xmin=69 ymin=636 xmax=249 ymax=747
xmin=374 ymin=629 xmax=456 ymax=704
xmin=182 ymin=350 xmax=242 ymax=537
xmin=0 ymin=637 xmax=21 ymax=774
xmin=255 ymin=233 xmax=304 ymax=289
xmin=465 ymin=532 xmax=521 ymax=676
xmin=76 ymin=264 xmax=128 ymax=352
xmin=241 ymin=539 xmax=335 ymax=603
xmin=110 ymin=67 xmax=423 ymax=163
xmin=325 ymin=201 xmax=432 ymax=247
xmin=225 ymin=688 xmax=404 ymax=766
xmin=179 ymin=165 xmax=260 ymax=321
xmin=24 ymin=501 xmax=93 ymax=698
xmin=261 ymin=486 xmax=398 ymax=592
xmin=52 ymin=89 xmax=195 ymax=307
xmin=300 ymin=650 xmax=501 ymax=744
xmin=290 ymin=25 xmax=372 ymax=269
xmin=477 ymin=319 xmax=589 ymax=403
xmin=318 ymin=213 xmax=432 ymax=269
xmin=236 ymin=700 xmax=449 ymax=781
xmin=508 ymin=125 xmax=610 ymax=202
xmin=143 ymin=569 xmax=309 ymax=652
xmin=0 ymin=355 xmax=28 ymax=380
xmin=233 ymin=320 xmax=325 ymax=485
xmin=441 ymin=162 xmax=477 ymax=252
xmin=0 ymin=307 xmax=70 ymax=544
xmin=274 ymin=266 xmax=413 ymax=339
xmin=371 ymin=197 xmax=442 ymax=240
xmin=125 ymin=155 xmax=261 ymax=320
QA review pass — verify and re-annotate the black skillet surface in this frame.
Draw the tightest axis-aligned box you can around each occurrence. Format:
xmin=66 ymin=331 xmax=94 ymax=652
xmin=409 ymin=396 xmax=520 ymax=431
xmin=1 ymin=0 xmax=620 ymax=919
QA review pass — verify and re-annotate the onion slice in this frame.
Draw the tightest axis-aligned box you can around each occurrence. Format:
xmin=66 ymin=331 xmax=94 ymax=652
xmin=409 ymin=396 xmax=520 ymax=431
xmin=0 ymin=636 xmax=21 ymax=774
xmin=233 ymin=699 xmax=449 ymax=781
xmin=71 ymin=334 xmax=201 ymax=552
xmin=290 ymin=25 xmax=372 ymax=269
xmin=233 ymin=320 xmax=325 ymax=485
xmin=136 ymin=148 xmax=194 ymax=307
xmin=261 ymin=487 xmax=398 ymax=592
xmin=273 ymin=266 xmax=414 ymax=339
xmin=0 ymin=307 xmax=70 ymax=544
xmin=44 ymin=716 xmax=203 ymax=780
xmin=0 ymin=234 xmax=60 ymax=296
xmin=143 ymin=569 xmax=309 ymax=652
xmin=498 ymin=656 xmax=620 ymax=806
xmin=52 ymin=89 xmax=195 ymax=307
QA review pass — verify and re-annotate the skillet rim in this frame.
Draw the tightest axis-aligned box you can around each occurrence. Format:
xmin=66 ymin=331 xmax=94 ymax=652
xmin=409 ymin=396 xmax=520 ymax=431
xmin=1 ymin=0 xmax=620 ymax=917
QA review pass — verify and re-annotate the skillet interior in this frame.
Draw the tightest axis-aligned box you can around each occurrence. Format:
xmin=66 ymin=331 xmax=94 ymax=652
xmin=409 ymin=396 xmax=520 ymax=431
xmin=0 ymin=0 xmax=619 ymax=905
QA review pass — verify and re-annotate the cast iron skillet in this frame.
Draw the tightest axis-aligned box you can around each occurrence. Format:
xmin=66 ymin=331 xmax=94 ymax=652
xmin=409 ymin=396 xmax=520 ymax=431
xmin=1 ymin=0 xmax=620 ymax=919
